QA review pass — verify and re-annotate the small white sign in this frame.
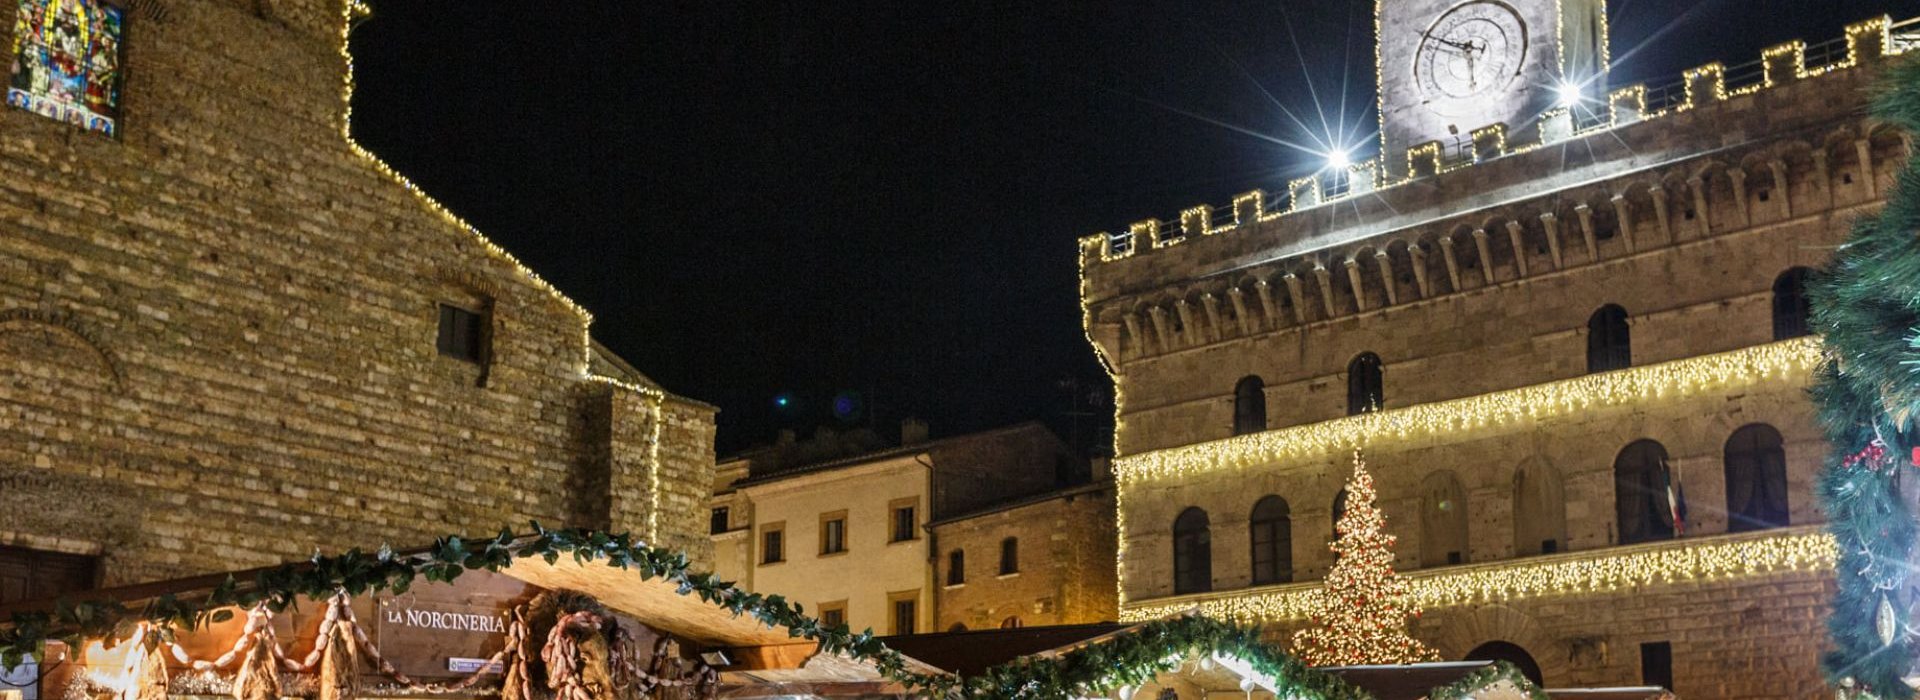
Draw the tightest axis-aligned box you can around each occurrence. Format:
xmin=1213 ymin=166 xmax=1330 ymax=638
xmin=447 ymin=658 xmax=503 ymax=674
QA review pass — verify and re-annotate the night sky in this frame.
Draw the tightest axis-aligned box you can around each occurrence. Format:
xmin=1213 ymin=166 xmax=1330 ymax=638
xmin=348 ymin=0 xmax=1912 ymax=454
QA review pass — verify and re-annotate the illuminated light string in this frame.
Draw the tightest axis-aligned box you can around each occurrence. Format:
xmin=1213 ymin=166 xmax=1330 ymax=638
xmin=1120 ymin=528 xmax=1838 ymax=624
xmin=1085 ymin=14 xmax=1907 ymax=264
xmin=334 ymin=0 xmax=606 ymax=376
xmin=1111 ymin=338 xmax=1822 ymax=484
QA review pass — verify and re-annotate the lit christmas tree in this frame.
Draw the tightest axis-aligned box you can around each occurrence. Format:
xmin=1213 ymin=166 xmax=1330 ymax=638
xmin=1291 ymin=450 xmax=1440 ymax=666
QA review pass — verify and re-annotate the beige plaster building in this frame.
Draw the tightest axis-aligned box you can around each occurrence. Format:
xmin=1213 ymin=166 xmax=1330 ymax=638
xmin=927 ymin=478 xmax=1118 ymax=633
xmin=717 ymin=422 xmax=1080 ymax=636
xmin=0 ymin=0 xmax=716 ymax=596
xmin=1079 ymin=4 xmax=1919 ymax=697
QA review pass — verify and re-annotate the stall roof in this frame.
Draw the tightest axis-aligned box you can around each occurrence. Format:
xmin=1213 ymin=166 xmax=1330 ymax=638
xmin=878 ymin=623 xmax=1128 ymax=677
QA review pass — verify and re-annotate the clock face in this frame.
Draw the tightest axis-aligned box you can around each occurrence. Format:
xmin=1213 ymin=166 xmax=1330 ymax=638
xmin=1414 ymin=1 xmax=1529 ymax=113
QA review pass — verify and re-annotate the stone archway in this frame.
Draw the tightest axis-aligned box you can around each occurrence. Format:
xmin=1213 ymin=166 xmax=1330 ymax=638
xmin=1429 ymin=605 xmax=1566 ymax=686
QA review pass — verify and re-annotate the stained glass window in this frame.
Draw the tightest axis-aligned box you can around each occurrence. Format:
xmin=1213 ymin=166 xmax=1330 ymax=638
xmin=9 ymin=0 xmax=124 ymax=136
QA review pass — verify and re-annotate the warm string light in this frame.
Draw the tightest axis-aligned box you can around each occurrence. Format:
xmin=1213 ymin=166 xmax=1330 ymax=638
xmin=1122 ymin=527 xmax=1837 ymax=624
xmin=1289 ymin=452 xmax=1438 ymax=666
xmin=585 ymin=376 xmax=669 ymax=543
xmin=335 ymin=0 xmax=604 ymax=377
xmin=1113 ymin=338 xmax=1821 ymax=484
xmin=1085 ymin=13 xmax=1908 ymax=263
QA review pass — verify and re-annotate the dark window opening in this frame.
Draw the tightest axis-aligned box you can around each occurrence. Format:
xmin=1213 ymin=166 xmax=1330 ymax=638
xmin=821 ymin=518 xmax=846 ymax=554
xmin=1683 ymin=209 xmax=1697 ymax=220
xmin=1173 ymin=507 xmax=1212 ymax=594
xmin=946 ymin=550 xmax=965 ymax=586
xmin=709 ymin=507 xmax=730 ymax=535
xmin=1347 ymin=352 xmax=1384 ymax=415
xmin=1446 ymin=551 xmax=1463 ymax=565
xmin=1000 ymin=616 xmax=1024 ymax=629
xmin=999 ymin=538 xmax=1019 ymax=575
xmin=1332 ymin=488 xmax=1350 ymax=531
xmin=1843 ymin=172 xmax=1856 ymax=185
xmin=892 ymin=599 xmax=917 ymax=635
xmin=1772 ymin=268 xmax=1813 ymax=340
xmin=1467 ymin=641 xmax=1544 ymax=688
xmin=891 ymin=505 xmax=916 ymax=542
xmin=1541 ymin=539 xmax=1560 ymax=554
xmin=1249 ymin=496 xmax=1292 ymax=585
xmin=1234 ymin=375 xmax=1267 ymax=435
xmin=1641 ymin=641 xmax=1674 ymax=690
xmin=435 ymin=303 xmax=488 ymax=364
xmin=0 ymin=546 xmax=97 ymax=604
xmin=821 ymin=607 xmax=845 ymax=629
xmin=1615 ymin=440 xmax=1677 ymax=545
xmin=761 ymin=530 xmax=784 ymax=564
xmin=1586 ymin=305 xmax=1632 ymax=373
xmin=1725 ymin=424 xmax=1790 ymax=532
xmin=1757 ymin=189 xmax=1771 ymax=202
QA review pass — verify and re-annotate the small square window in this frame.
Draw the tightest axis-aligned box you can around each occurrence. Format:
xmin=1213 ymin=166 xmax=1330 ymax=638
xmin=820 ymin=511 xmax=848 ymax=555
xmin=436 ymin=304 xmax=487 ymax=364
xmin=760 ymin=524 xmax=785 ymax=565
xmin=888 ymin=591 xmax=919 ymax=635
xmin=889 ymin=498 xmax=919 ymax=543
xmin=818 ymin=601 xmax=847 ymax=629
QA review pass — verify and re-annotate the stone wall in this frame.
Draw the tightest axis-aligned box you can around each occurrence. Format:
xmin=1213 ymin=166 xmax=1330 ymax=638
xmin=0 ymin=0 xmax=714 ymax=585
xmin=930 ymin=484 xmax=1118 ymax=632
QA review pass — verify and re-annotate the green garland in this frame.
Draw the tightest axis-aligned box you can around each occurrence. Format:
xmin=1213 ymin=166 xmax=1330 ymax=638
xmin=0 ymin=523 xmax=957 ymax=697
xmin=965 ymin=615 xmax=1365 ymax=700
xmin=1424 ymin=662 xmax=1550 ymax=700
xmin=0 ymin=524 xmax=1371 ymax=700
xmin=1813 ymin=56 xmax=1920 ymax=697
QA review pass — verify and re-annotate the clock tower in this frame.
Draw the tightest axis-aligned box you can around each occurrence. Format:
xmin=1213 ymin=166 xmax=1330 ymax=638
xmin=1377 ymin=0 xmax=1608 ymax=174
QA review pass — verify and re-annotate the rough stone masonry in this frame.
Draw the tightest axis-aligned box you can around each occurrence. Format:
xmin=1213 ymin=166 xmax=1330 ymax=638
xmin=0 ymin=0 xmax=716 ymax=586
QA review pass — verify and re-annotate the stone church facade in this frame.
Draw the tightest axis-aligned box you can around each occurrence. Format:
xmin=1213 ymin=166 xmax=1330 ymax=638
xmin=1080 ymin=4 xmax=1916 ymax=697
xmin=0 ymin=0 xmax=715 ymax=591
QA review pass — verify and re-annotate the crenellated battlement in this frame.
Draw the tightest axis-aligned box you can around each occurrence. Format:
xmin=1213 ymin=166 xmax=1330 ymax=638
xmin=1080 ymin=14 xmax=1916 ymax=265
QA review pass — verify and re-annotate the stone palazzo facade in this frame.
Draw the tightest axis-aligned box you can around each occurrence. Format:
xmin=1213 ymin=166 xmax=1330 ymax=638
xmin=1079 ymin=7 xmax=1918 ymax=698
xmin=0 ymin=0 xmax=715 ymax=591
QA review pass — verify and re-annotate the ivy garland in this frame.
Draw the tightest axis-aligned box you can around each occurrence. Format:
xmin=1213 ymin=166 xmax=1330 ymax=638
xmin=1813 ymin=57 xmax=1920 ymax=698
xmin=968 ymin=615 xmax=1365 ymax=700
xmin=0 ymin=524 xmax=1364 ymax=700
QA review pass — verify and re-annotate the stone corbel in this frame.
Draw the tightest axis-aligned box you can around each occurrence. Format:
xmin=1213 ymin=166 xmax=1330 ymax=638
xmin=1148 ymin=306 xmax=1172 ymax=354
xmin=1767 ymin=159 xmax=1791 ymax=218
xmin=1727 ymin=168 xmax=1751 ymax=227
xmin=1609 ymin=195 xmax=1637 ymax=254
xmin=1312 ymin=265 xmax=1337 ymax=319
xmin=1201 ymin=293 xmax=1223 ymax=342
xmin=1574 ymin=204 xmax=1599 ymax=262
xmin=1471 ymin=229 xmax=1495 ymax=285
xmin=1438 ymin=236 xmax=1463 ymax=293
xmin=1374 ymin=251 xmax=1399 ymax=306
xmin=1344 ymin=258 xmax=1368 ymax=313
xmin=1505 ymin=222 xmax=1529 ymax=278
xmin=1408 ymin=244 xmax=1432 ymax=298
xmin=1687 ymin=176 xmax=1713 ymax=234
xmin=1539 ymin=213 xmax=1564 ymax=269
xmin=1649 ymin=186 xmax=1672 ymax=244
xmin=1228 ymin=288 xmax=1255 ymax=336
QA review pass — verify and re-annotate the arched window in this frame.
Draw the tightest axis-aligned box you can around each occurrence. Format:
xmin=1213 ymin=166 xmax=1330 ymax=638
xmin=1234 ymin=376 xmax=1267 ymax=436
xmin=1587 ymin=305 xmax=1631 ymax=373
xmin=946 ymin=549 xmax=965 ymax=586
xmin=1420 ymin=471 xmax=1469 ymax=567
xmin=1466 ymin=641 xmax=1544 ymax=687
xmin=1614 ymin=440 xmax=1676 ymax=545
xmin=947 ymin=623 xmax=969 ymax=633
xmin=998 ymin=538 xmax=1019 ymax=575
xmin=1172 ymin=507 xmax=1212 ymax=594
xmin=1249 ymin=496 xmax=1292 ymax=585
xmin=1513 ymin=459 xmax=1568 ymax=556
xmin=1000 ymin=616 xmax=1024 ymax=629
xmin=1347 ymin=352 xmax=1384 ymax=415
xmin=1772 ymin=268 xmax=1813 ymax=340
xmin=1725 ymin=424 xmax=1790 ymax=532
xmin=1331 ymin=488 xmax=1350 ymax=531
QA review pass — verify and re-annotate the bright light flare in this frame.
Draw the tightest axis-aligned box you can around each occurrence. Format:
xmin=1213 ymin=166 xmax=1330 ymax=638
xmin=1326 ymin=148 xmax=1352 ymax=170
xmin=1556 ymin=81 xmax=1584 ymax=108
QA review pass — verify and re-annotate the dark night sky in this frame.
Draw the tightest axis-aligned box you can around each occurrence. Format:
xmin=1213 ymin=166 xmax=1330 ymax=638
xmin=347 ymin=0 xmax=1913 ymax=454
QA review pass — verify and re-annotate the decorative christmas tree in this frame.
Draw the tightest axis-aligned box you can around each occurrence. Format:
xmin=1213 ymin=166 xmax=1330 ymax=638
xmin=1814 ymin=58 xmax=1920 ymax=698
xmin=1291 ymin=450 xmax=1440 ymax=667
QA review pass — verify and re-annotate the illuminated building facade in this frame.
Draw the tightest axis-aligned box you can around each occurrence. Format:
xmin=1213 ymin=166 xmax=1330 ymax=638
xmin=0 ymin=0 xmax=717 ymax=593
xmin=1078 ymin=3 xmax=1918 ymax=695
